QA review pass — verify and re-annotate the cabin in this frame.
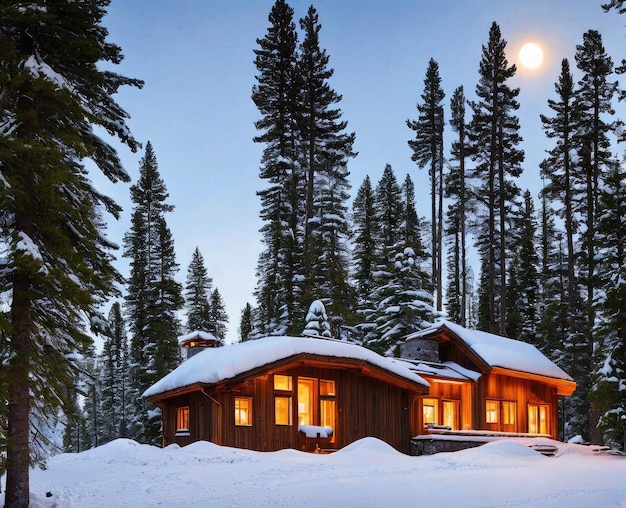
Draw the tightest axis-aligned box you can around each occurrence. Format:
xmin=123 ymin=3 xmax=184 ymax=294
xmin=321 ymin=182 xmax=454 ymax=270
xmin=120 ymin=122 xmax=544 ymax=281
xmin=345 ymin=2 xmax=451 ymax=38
xmin=143 ymin=335 xmax=429 ymax=454
xmin=399 ymin=321 xmax=576 ymax=441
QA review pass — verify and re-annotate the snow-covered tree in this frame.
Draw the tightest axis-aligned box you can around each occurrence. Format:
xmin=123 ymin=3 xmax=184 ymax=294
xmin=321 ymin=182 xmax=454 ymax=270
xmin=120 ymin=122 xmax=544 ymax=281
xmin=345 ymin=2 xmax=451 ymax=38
xmin=407 ymin=58 xmax=445 ymax=311
xmin=208 ymin=288 xmax=228 ymax=342
xmin=468 ymin=21 xmax=523 ymax=335
xmin=0 ymin=1 xmax=142 ymax=503
xmin=445 ymin=85 xmax=470 ymax=326
xmin=239 ymin=303 xmax=254 ymax=342
xmin=590 ymin=160 xmax=626 ymax=450
xmin=302 ymin=300 xmax=331 ymax=338
xmin=123 ymin=142 xmax=183 ymax=445
xmin=184 ymin=247 xmax=213 ymax=333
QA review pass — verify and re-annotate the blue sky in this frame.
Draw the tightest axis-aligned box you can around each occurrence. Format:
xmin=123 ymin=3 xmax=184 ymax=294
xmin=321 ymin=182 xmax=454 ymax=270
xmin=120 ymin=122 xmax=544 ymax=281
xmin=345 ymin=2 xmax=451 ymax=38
xmin=98 ymin=1 xmax=626 ymax=342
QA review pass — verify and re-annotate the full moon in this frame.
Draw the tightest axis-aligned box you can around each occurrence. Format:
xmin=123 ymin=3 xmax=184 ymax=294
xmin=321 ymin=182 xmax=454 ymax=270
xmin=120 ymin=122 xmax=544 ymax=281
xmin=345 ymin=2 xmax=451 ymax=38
xmin=519 ymin=42 xmax=543 ymax=69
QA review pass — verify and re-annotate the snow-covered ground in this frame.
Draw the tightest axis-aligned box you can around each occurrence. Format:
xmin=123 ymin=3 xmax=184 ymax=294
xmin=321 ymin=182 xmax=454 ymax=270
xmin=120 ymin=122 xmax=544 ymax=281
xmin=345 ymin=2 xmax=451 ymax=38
xmin=2 ymin=438 xmax=624 ymax=507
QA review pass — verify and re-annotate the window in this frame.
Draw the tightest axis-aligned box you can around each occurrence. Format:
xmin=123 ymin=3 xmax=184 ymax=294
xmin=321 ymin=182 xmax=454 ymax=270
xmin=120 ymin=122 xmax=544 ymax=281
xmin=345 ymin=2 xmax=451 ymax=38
xmin=423 ymin=398 xmax=438 ymax=426
xmin=528 ymin=404 xmax=549 ymax=434
xmin=486 ymin=400 xmax=499 ymax=423
xmin=503 ymin=401 xmax=516 ymax=426
xmin=298 ymin=378 xmax=315 ymax=425
xmin=320 ymin=380 xmax=336 ymax=431
xmin=176 ymin=406 xmax=189 ymax=434
xmin=234 ymin=397 xmax=252 ymax=426
xmin=442 ymin=400 xmax=458 ymax=430
xmin=275 ymin=396 xmax=292 ymax=425
xmin=273 ymin=375 xmax=336 ymax=436
xmin=274 ymin=374 xmax=293 ymax=425
xmin=274 ymin=374 xmax=292 ymax=391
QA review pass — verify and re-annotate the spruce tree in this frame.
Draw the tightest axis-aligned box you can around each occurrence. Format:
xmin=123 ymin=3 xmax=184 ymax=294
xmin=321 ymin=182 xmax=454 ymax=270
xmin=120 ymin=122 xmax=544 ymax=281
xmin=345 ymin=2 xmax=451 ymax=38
xmin=445 ymin=86 xmax=470 ymax=325
xmin=365 ymin=166 xmax=433 ymax=354
xmin=99 ymin=302 xmax=130 ymax=443
xmin=239 ymin=303 xmax=254 ymax=342
xmin=298 ymin=4 xmax=356 ymax=337
xmin=302 ymin=300 xmax=332 ymax=338
xmin=506 ymin=191 xmax=540 ymax=345
xmin=0 ymin=1 xmax=142 ymax=504
xmin=123 ymin=142 xmax=183 ymax=445
xmin=407 ymin=58 xmax=445 ymax=312
xmin=184 ymin=247 xmax=213 ymax=333
xmin=540 ymin=58 xmax=581 ymax=343
xmin=208 ymin=288 xmax=228 ymax=342
xmin=352 ymin=175 xmax=378 ymax=340
xmin=252 ymin=0 xmax=302 ymax=336
xmin=590 ymin=160 xmax=626 ymax=450
xmin=468 ymin=22 xmax=524 ymax=335
xmin=570 ymin=30 xmax=618 ymax=441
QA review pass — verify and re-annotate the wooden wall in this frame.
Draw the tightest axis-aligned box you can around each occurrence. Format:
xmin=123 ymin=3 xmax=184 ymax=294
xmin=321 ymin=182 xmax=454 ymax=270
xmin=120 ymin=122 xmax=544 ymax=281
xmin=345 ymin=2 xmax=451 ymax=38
xmin=160 ymin=363 xmax=418 ymax=454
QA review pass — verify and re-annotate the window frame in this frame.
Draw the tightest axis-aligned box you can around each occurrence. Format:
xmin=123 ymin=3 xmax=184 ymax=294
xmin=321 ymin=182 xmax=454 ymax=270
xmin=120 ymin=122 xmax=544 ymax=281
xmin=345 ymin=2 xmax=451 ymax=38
xmin=234 ymin=396 xmax=253 ymax=427
xmin=175 ymin=406 xmax=190 ymax=435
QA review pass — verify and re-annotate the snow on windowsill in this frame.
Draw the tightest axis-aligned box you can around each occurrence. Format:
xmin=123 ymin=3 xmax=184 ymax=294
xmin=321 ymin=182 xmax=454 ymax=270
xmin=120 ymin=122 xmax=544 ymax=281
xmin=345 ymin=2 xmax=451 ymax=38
xmin=298 ymin=425 xmax=333 ymax=438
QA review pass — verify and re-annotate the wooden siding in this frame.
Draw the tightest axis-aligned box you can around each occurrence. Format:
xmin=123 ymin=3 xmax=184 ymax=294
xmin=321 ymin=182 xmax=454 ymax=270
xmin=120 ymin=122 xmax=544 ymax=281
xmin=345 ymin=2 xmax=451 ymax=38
xmin=159 ymin=362 xmax=422 ymax=454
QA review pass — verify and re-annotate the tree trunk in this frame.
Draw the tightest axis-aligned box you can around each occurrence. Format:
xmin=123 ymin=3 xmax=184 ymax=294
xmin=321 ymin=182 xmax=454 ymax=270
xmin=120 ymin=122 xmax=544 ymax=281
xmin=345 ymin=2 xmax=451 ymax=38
xmin=5 ymin=271 xmax=32 ymax=508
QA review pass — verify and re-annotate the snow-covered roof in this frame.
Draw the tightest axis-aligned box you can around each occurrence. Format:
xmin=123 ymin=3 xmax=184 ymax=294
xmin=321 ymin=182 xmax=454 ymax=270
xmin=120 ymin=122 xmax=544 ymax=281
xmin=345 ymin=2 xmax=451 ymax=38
xmin=404 ymin=320 xmax=573 ymax=382
xmin=178 ymin=330 xmax=220 ymax=345
xmin=396 ymin=359 xmax=482 ymax=382
xmin=144 ymin=336 xmax=429 ymax=398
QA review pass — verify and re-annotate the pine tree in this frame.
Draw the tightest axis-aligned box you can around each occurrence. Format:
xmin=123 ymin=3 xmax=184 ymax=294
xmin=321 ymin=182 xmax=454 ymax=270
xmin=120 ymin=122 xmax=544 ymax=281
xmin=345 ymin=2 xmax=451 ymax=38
xmin=540 ymin=58 xmax=581 ymax=344
xmin=569 ymin=30 xmax=618 ymax=441
xmin=590 ymin=160 xmax=626 ymax=450
xmin=123 ymin=142 xmax=183 ymax=445
xmin=302 ymin=300 xmax=331 ymax=338
xmin=239 ymin=303 xmax=254 ymax=342
xmin=0 ymin=2 xmax=142 ymax=504
xmin=208 ymin=288 xmax=228 ymax=342
xmin=297 ymin=4 xmax=356 ymax=337
xmin=506 ymin=191 xmax=540 ymax=345
xmin=468 ymin=21 xmax=524 ymax=335
xmin=252 ymin=0 xmax=302 ymax=336
xmin=407 ymin=58 xmax=445 ymax=312
xmin=184 ymin=247 xmax=213 ymax=332
xmin=352 ymin=175 xmax=378 ymax=340
xmin=365 ymin=166 xmax=433 ymax=354
xmin=445 ymin=85 xmax=470 ymax=325
xmin=99 ymin=302 xmax=130 ymax=443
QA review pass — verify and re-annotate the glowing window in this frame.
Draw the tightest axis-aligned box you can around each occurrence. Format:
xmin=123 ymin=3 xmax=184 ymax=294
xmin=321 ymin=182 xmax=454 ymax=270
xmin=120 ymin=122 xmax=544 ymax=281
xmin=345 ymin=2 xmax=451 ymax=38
xmin=486 ymin=400 xmax=499 ymax=423
xmin=234 ymin=397 xmax=252 ymax=426
xmin=275 ymin=396 xmax=292 ymax=425
xmin=320 ymin=399 xmax=336 ymax=429
xmin=528 ymin=404 xmax=549 ymax=434
xmin=423 ymin=398 xmax=438 ymax=426
xmin=503 ymin=401 xmax=516 ymax=426
xmin=176 ymin=406 xmax=189 ymax=432
xmin=298 ymin=378 xmax=315 ymax=425
xmin=442 ymin=400 xmax=458 ymax=429
xmin=320 ymin=379 xmax=335 ymax=396
xmin=274 ymin=374 xmax=292 ymax=391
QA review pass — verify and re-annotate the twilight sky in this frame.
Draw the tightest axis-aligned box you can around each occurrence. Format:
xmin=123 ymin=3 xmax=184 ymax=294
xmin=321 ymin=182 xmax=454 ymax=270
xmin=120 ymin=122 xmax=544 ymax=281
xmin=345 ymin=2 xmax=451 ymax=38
xmin=97 ymin=0 xmax=626 ymax=343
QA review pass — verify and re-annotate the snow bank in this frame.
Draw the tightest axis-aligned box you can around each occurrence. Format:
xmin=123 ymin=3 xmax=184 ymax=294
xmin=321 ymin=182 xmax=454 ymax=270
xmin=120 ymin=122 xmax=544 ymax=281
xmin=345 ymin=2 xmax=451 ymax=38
xmin=5 ymin=437 xmax=624 ymax=508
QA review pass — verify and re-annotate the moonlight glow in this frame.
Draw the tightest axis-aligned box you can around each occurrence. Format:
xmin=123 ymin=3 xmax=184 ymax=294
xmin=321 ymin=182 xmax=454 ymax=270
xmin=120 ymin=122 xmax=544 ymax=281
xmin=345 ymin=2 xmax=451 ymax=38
xmin=519 ymin=42 xmax=543 ymax=69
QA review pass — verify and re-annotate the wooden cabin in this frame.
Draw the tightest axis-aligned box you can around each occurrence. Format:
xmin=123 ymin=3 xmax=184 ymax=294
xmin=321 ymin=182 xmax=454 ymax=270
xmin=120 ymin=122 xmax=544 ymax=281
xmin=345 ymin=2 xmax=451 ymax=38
xmin=143 ymin=336 xmax=429 ymax=454
xmin=400 ymin=321 xmax=576 ymax=440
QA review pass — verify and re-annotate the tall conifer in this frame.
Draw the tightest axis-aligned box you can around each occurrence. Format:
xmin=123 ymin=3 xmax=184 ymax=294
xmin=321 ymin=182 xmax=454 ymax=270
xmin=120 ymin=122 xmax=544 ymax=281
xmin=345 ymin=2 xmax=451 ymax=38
xmin=407 ymin=59 xmax=445 ymax=311
xmin=467 ymin=22 xmax=524 ymax=335
xmin=0 ymin=1 xmax=141 ymax=504
xmin=123 ymin=142 xmax=182 ymax=445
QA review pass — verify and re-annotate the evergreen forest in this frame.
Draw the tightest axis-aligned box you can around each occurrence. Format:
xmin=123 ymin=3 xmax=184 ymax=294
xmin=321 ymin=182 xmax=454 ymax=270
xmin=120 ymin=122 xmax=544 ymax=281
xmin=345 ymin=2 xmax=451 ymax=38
xmin=1 ymin=1 xmax=625 ymax=506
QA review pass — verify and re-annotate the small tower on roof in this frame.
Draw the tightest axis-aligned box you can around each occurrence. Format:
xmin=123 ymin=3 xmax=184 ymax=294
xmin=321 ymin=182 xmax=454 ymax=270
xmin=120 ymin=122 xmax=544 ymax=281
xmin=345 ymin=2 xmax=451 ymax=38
xmin=179 ymin=330 xmax=223 ymax=359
